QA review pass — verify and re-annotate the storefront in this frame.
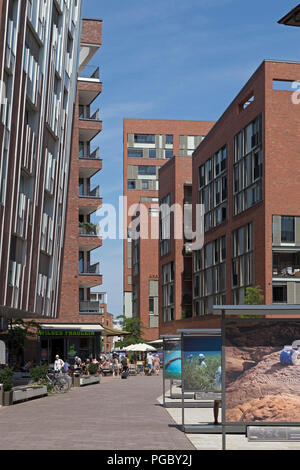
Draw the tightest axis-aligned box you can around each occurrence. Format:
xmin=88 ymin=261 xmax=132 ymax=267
xmin=38 ymin=324 xmax=104 ymax=364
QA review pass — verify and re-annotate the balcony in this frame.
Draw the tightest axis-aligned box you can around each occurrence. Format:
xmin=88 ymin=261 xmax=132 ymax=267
xmin=79 ymin=301 xmax=101 ymax=314
xmin=79 ymin=107 xmax=100 ymax=122
xmin=79 ymin=185 xmax=100 ymax=198
xmin=79 ymin=222 xmax=98 ymax=236
xmin=273 ymin=251 xmax=300 ymax=279
xmin=79 ymin=262 xmax=100 ymax=275
xmin=79 ymin=146 xmax=100 ymax=160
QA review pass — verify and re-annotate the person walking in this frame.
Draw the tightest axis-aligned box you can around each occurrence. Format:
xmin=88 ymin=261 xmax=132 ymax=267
xmin=113 ymin=355 xmax=119 ymax=377
xmin=153 ymin=354 xmax=160 ymax=376
xmin=54 ymin=355 xmax=64 ymax=373
xmin=147 ymin=352 xmax=154 ymax=375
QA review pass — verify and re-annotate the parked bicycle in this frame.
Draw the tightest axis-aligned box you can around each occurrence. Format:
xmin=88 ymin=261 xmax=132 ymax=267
xmin=46 ymin=370 xmax=71 ymax=394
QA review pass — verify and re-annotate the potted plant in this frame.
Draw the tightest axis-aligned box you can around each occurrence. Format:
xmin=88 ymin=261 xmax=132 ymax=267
xmin=88 ymin=363 xmax=98 ymax=376
xmin=0 ymin=367 xmax=13 ymax=406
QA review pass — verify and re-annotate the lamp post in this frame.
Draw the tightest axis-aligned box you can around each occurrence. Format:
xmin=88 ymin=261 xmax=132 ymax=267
xmin=278 ymin=4 xmax=300 ymax=27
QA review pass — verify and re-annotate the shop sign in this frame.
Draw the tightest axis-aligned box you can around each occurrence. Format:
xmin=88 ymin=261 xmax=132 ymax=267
xmin=39 ymin=330 xmax=95 ymax=337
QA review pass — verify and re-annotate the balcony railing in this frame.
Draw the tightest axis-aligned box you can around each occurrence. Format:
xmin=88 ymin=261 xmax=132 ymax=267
xmin=79 ymin=185 xmax=100 ymax=198
xmin=79 ymin=147 xmax=100 ymax=160
xmin=79 ymin=108 xmax=100 ymax=121
xmin=79 ymin=262 xmax=100 ymax=275
xmin=79 ymin=66 xmax=100 ymax=80
xmin=273 ymin=266 xmax=300 ymax=278
xmin=79 ymin=301 xmax=101 ymax=313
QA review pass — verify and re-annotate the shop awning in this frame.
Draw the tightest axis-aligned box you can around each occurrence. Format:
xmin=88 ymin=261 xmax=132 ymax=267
xmin=101 ymin=326 xmax=130 ymax=337
xmin=39 ymin=323 xmax=104 ymax=332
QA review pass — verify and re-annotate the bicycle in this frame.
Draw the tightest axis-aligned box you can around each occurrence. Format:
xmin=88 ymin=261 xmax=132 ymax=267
xmin=46 ymin=370 xmax=72 ymax=394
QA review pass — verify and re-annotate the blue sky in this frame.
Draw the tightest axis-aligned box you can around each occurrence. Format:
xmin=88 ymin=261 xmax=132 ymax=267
xmin=82 ymin=0 xmax=300 ymax=317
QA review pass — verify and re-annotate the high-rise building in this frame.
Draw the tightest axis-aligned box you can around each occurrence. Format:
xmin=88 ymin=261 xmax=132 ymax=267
xmin=37 ymin=18 xmax=104 ymax=362
xmin=123 ymin=119 xmax=215 ymax=340
xmin=0 ymin=0 xmax=82 ymax=324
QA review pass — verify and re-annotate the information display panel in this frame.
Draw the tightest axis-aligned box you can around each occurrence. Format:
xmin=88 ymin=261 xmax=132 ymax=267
xmin=163 ymin=339 xmax=181 ymax=380
xmin=225 ymin=319 xmax=300 ymax=423
xmin=182 ymin=335 xmax=221 ymax=393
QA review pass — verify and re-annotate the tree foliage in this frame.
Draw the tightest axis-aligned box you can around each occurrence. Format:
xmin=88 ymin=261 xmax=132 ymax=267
xmin=7 ymin=319 xmax=40 ymax=364
xmin=244 ymin=286 xmax=264 ymax=305
xmin=114 ymin=315 xmax=145 ymax=349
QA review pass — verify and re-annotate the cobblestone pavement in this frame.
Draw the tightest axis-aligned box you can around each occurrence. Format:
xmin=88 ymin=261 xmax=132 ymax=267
xmin=0 ymin=375 xmax=194 ymax=450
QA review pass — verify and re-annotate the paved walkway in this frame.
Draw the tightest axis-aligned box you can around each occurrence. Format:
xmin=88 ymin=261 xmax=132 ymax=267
xmin=0 ymin=375 xmax=194 ymax=450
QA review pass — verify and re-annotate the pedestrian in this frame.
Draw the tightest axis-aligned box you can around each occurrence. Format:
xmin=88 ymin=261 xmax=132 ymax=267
xmin=147 ymin=352 xmax=154 ymax=375
xmin=153 ymin=354 xmax=160 ymax=376
xmin=54 ymin=355 xmax=64 ymax=373
xmin=113 ymin=355 xmax=119 ymax=377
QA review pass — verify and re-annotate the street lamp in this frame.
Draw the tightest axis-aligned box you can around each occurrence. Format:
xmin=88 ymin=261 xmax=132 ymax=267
xmin=278 ymin=4 xmax=300 ymax=27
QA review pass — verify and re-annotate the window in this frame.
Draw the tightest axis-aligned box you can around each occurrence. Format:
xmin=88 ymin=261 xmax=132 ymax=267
xmin=134 ymin=134 xmax=155 ymax=144
xmin=165 ymin=150 xmax=173 ymax=159
xmin=128 ymin=180 xmax=136 ymax=190
xmin=162 ymin=262 xmax=175 ymax=322
xmin=166 ymin=135 xmax=173 ymax=144
xmin=142 ymin=180 xmax=149 ymax=190
xmin=149 ymin=149 xmax=156 ymax=159
xmin=128 ymin=148 xmax=143 ymax=158
xmin=149 ymin=297 xmax=154 ymax=315
xmin=273 ymin=285 xmax=287 ymax=303
xmin=232 ymin=223 xmax=253 ymax=299
xmin=233 ymin=115 xmax=263 ymax=215
xmin=138 ymin=165 xmax=156 ymax=175
xmin=281 ymin=216 xmax=295 ymax=243
xmin=193 ymin=235 xmax=226 ymax=316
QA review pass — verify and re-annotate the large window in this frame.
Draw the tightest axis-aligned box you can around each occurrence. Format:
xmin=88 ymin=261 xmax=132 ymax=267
xmin=162 ymin=262 xmax=175 ymax=322
xmin=281 ymin=216 xmax=295 ymax=243
xmin=198 ymin=145 xmax=228 ymax=232
xmin=232 ymin=223 xmax=253 ymax=304
xmin=138 ymin=165 xmax=156 ymax=175
xmin=159 ymin=194 xmax=171 ymax=256
xmin=233 ymin=115 xmax=263 ymax=215
xmin=128 ymin=148 xmax=143 ymax=158
xmin=134 ymin=134 xmax=155 ymax=144
xmin=193 ymin=235 xmax=226 ymax=316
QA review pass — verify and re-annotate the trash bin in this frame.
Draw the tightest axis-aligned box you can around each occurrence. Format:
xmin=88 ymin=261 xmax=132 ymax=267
xmin=72 ymin=374 xmax=80 ymax=387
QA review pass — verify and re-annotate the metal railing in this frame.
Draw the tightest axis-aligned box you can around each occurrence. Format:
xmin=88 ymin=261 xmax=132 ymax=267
xmin=79 ymin=147 xmax=100 ymax=160
xmin=273 ymin=266 xmax=300 ymax=278
xmin=79 ymin=301 xmax=101 ymax=313
xmin=79 ymin=185 xmax=100 ymax=198
xmin=79 ymin=262 xmax=100 ymax=275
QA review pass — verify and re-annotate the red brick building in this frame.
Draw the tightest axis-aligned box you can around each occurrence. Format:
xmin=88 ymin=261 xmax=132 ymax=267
xmin=37 ymin=19 xmax=104 ymax=362
xmin=123 ymin=119 xmax=215 ymax=341
xmin=191 ymin=60 xmax=300 ymax=324
xmin=158 ymin=60 xmax=300 ymax=336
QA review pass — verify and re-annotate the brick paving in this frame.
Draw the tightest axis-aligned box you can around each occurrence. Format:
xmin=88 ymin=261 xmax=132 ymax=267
xmin=0 ymin=375 xmax=194 ymax=450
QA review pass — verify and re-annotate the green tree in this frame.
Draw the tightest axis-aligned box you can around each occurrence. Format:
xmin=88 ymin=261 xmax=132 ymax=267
xmin=7 ymin=319 xmax=40 ymax=365
xmin=244 ymin=286 xmax=264 ymax=305
xmin=114 ymin=315 xmax=145 ymax=349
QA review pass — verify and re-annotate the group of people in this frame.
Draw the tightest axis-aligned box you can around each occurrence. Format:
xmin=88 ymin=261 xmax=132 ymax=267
xmin=146 ymin=352 xmax=161 ymax=375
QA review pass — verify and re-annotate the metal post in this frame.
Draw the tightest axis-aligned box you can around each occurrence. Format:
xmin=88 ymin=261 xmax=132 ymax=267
xmin=162 ymin=339 xmax=166 ymax=407
xmin=181 ymin=333 xmax=185 ymax=431
xmin=221 ymin=309 xmax=226 ymax=450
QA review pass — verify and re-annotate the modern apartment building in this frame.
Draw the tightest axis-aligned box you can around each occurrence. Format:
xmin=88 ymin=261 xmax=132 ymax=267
xmin=37 ymin=18 xmax=104 ymax=362
xmin=158 ymin=156 xmax=191 ymax=335
xmin=0 ymin=0 xmax=82 ymax=323
xmin=123 ymin=119 xmax=215 ymax=340
xmin=191 ymin=60 xmax=300 ymax=323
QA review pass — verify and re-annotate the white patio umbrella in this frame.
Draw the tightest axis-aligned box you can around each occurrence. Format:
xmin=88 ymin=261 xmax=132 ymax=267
xmin=123 ymin=343 xmax=156 ymax=352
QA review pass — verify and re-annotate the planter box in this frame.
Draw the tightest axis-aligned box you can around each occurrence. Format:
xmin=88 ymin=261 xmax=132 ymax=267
xmin=79 ymin=375 xmax=100 ymax=386
xmin=13 ymin=386 xmax=47 ymax=403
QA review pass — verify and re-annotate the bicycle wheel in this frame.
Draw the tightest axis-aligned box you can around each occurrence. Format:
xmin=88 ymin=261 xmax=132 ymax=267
xmin=54 ymin=375 xmax=71 ymax=394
